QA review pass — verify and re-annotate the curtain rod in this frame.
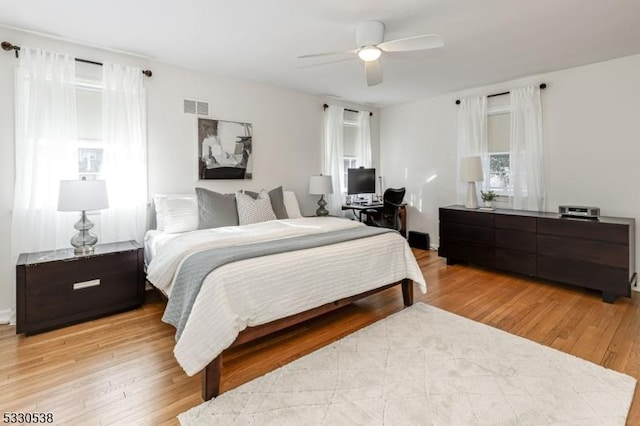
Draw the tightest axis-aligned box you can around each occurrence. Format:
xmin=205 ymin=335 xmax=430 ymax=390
xmin=323 ymin=103 xmax=373 ymax=117
xmin=1 ymin=41 xmax=152 ymax=77
xmin=455 ymin=83 xmax=546 ymax=105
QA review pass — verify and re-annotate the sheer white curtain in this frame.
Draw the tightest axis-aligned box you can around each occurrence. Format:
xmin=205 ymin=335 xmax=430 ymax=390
xmin=9 ymin=47 xmax=79 ymax=323
xmin=510 ymin=86 xmax=545 ymax=211
xmin=100 ymin=63 xmax=147 ymax=243
xmin=11 ymin=47 xmax=79 ymax=256
xmin=356 ymin=111 xmax=372 ymax=168
xmin=323 ymin=105 xmax=345 ymax=216
xmin=456 ymin=96 xmax=488 ymax=205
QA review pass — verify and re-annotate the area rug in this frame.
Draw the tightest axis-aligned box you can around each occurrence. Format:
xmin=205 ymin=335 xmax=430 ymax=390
xmin=179 ymin=303 xmax=636 ymax=425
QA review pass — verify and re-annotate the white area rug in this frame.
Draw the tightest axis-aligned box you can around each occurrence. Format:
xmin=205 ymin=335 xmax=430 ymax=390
xmin=179 ymin=303 xmax=636 ymax=425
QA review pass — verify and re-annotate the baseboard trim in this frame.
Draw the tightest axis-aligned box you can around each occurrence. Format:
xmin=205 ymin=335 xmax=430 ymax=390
xmin=0 ymin=308 xmax=13 ymax=325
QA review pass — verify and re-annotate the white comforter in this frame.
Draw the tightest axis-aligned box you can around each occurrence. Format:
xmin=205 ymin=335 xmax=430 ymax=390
xmin=146 ymin=217 xmax=426 ymax=376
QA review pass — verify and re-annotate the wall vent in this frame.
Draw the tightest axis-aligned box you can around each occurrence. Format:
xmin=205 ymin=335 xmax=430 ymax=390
xmin=183 ymin=99 xmax=209 ymax=116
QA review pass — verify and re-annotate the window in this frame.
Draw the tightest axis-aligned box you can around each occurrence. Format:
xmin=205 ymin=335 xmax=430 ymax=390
xmin=487 ymin=98 xmax=511 ymax=195
xmin=341 ymin=111 xmax=360 ymax=193
xmin=488 ymin=152 xmax=510 ymax=191
xmin=341 ymin=157 xmax=358 ymax=192
xmin=76 ymin=62 xmax=104 ymax=180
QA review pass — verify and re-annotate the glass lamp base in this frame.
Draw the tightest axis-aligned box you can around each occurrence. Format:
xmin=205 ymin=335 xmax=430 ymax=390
xmin=71 ymin=211 xmax=98 ymax=255
xmin=316 ymin=195 xmax=329 ymax=216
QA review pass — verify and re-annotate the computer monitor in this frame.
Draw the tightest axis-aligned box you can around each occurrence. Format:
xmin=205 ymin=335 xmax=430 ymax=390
xmin=347 ymin=167 xmax=376 ymax=195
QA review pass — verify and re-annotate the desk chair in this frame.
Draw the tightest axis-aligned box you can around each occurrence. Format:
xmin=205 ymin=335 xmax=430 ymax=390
xmin=366 ymin=187 xmax=406 ymax=231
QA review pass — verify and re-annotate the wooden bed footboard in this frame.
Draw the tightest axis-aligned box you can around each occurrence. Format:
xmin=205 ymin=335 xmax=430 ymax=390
xmin=201 ymin=278 xmax=414 ymax=401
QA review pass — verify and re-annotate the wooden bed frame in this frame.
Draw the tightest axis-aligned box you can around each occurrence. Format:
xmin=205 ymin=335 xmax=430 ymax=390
xmin=201 ymin=278 xmax=414 ymax=400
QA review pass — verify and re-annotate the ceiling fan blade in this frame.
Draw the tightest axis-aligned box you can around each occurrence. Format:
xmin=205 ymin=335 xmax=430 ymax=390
xmin=365 ymin=60 xmax=382 ymax=87
xmin=297 ymin=49 xmax=355 ymax=59
xmin=298 ymin=57 xmax=357 ymax=69
xmin=378 ymin=34 xmax=444 ymax=52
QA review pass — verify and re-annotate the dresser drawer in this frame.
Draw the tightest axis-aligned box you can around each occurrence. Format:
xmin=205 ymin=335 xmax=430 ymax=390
xmin=440 ymin=208 xmax=494 ymax=227
xmin=537 ymin=256 xmax=630 ymax=296
xmin=495 ymin=249 xmax=536 ymax=276
xmin=439 ymin=241 xmax=494 ymax=268
xmin=537 ymin=218 xmax=628 ymax=244
xmin=495 ymin=229 xmax=536 ymax=253
xmin=495 ymin=214 xmax=536 ymax=232
xmin=440 ymin=222 xmax=494 ymax=245
xmin=537 ymin=235 xmax=628 ymax=268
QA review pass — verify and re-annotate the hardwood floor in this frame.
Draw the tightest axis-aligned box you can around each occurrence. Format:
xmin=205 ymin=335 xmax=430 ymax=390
xmin=2 ymin=249 xmax=639 ymax=425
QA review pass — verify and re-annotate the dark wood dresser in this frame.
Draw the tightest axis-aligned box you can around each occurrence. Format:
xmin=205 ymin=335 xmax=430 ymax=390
xmin=438 ymin=205 xmax=636 ymax=302
xmin=16 ymin=240 xmax=145 ymax=335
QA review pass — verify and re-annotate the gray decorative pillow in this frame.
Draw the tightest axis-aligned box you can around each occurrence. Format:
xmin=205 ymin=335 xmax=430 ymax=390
xmin=195 ymin=188 xmax=239 ymax=229
xmin=236 ymin=191 xmax=277 ymax=225
xmin=243 ymin=186 xmax=289 ymax=219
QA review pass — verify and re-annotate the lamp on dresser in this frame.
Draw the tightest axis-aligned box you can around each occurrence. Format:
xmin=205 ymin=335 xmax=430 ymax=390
xmin=308 ymin=174 xmax=333 ymax=216
xmin=460 ymin=156 xmax=483 ymax=209
xmin=58 ymin=177 xmax=109 ymax=254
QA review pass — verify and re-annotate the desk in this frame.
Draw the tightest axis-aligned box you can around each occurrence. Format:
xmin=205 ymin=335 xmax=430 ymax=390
xmin=342 ymin=203 xmax=407 ymax=238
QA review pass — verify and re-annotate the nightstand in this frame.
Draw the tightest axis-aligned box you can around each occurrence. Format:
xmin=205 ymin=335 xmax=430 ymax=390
xmin=16 ymin=240 xmax=145 ymax=335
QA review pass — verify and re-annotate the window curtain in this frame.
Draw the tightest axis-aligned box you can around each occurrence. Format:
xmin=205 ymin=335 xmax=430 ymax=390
xmin=323 ymin=105 xmax=345 ymax=216
xmin=356 ymin=111 xmax=372 ymax=168
xmin=456 ymin=96 xmax=488 ymax=205
xmin=510 ymin=86 xmax=544 ymax=211
xmin=9 ymin=47 xmax=79 ymax=323
xmin=11 ymin=47 xmax=79 ymax=256
xmin=100 ymin=63 xmax=148 ymax=243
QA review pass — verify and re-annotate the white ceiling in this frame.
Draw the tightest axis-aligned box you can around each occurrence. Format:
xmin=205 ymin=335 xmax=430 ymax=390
xmin=2 ymin=0 xmax=640 ymax=107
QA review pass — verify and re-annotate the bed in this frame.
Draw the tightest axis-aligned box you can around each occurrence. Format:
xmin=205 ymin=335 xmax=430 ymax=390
xmin=146 ymin=196 xmax=426 ymax=400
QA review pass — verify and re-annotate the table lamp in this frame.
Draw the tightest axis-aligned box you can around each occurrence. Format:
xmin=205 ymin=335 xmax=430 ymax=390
xmin=308 ymin=175 xmax=333 ymax=216
xmin=460 ymin=156 xmax=483 ymax=209
xmin=58 ymin=178 xmax=109 ymax=254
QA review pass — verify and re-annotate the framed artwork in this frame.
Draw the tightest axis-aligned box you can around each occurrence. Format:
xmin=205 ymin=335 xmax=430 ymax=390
xmin=198 ymin=118 xmax=253 ymax=180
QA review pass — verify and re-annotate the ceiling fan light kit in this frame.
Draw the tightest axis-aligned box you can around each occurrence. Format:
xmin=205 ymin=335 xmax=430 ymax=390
xmin=358 ymin=46 xmax=382 ymax=62
xmin=298 ymin=20 xmax=444 ymax=87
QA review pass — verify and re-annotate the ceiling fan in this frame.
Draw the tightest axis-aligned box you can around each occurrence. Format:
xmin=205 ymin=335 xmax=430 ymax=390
xmin=298 ymin=21 xmax=444 ymax=87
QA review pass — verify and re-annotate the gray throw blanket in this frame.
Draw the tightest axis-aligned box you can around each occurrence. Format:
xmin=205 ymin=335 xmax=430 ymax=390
xmin=163 ymin=226 xmax=394 ymax=340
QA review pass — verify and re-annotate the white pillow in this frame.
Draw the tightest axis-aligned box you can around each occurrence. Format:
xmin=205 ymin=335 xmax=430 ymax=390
xmin=236 ymin=191 xmax=277 ymax=225
xmin=283 ymin=191 xmax=302 ymax=218
xmin=153 ymin=194 xmax=198 ymax=233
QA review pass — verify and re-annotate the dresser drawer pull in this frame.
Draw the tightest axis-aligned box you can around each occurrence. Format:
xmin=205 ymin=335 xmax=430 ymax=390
xmin=73 ymin=279 xmax=101 ymax=290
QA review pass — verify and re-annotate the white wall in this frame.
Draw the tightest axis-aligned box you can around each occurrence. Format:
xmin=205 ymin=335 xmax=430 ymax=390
xmin=381 ymin=54 xmax=640 ymax=271
xmin=0 ymin=27 xmax=379 ymax=314
xmin=146 ymin=63 xmax=323 ymax=203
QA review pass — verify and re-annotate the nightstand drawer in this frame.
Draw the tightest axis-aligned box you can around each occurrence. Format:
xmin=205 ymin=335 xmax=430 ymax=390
xmin=17 ymin=241 xmax=144 ymax=335
xmin=24 ymin=252 xmax=139 ymax=325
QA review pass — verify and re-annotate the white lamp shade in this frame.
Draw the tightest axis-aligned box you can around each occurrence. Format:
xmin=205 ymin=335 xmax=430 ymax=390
xmin=308 ymin=175 xmax=333 ymax=195
xmin=58 ymin=179 xmax=109 ymax=211
xmin=460 ymin=156 xmax=484 ymax=182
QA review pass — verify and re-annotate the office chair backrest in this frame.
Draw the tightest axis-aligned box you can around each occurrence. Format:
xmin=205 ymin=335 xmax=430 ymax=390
xmin=381 ymin=187 xmax=406 ymax=230
xmin=384 ymin=187 xmax=405 ymax=206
